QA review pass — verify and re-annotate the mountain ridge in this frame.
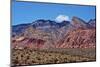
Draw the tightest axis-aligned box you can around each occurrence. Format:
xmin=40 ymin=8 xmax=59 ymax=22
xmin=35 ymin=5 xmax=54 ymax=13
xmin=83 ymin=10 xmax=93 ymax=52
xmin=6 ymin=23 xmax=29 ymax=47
xmin=12 ymin=16 xmax=96 ymax=49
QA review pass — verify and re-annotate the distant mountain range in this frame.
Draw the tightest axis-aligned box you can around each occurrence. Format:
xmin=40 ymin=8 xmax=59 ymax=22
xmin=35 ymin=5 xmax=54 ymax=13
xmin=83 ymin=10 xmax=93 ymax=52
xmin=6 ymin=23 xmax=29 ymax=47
xmin=12 ymin=16 xmax=96 ymax=49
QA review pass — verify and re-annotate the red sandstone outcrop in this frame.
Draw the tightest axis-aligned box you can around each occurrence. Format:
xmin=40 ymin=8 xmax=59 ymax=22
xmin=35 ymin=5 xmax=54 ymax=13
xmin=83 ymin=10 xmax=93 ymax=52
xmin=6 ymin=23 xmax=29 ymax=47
xmin=57 ymin=29 xmax=96 ymax=48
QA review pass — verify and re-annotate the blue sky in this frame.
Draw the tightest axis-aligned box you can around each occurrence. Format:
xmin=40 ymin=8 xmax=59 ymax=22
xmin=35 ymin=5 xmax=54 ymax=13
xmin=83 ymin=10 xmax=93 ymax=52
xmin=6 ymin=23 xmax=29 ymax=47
xmin=12 ymin=1 xmax=96 ymax=25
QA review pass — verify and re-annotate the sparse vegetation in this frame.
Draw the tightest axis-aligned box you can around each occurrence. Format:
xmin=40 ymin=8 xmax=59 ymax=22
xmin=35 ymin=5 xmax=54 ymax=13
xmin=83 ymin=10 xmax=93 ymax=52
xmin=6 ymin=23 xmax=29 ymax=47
xmin=11 ymin=48 xmax=96 ymax=66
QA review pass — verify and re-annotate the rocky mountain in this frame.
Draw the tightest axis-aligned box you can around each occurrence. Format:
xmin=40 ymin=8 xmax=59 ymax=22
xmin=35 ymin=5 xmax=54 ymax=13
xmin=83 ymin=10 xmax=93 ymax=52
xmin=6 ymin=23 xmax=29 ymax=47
xmin=12 ymin=23 xmax=31 ymax=37
xmin=57 ymin=29 xmax=96 ymax=48
xmin=12 ymin=16 xmax=96 ymax=49
xmin=71 ymin=16 xmax=88 ymax=29
xmin=13 ymin=19 xmax=70 ymax=34
xmin=88 ymin=19 xmax=96 ymax=28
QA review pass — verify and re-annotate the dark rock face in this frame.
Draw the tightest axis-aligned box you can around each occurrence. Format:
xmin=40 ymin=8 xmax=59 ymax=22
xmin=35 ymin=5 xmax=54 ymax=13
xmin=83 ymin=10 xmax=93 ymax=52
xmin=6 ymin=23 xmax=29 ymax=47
xmin=88 ymin=19 xmax=96 ymax=28
xmin=12 ymin=23 xmax=30 ymax=36
xmin=12 ymin=16 xmax=96 ymax=49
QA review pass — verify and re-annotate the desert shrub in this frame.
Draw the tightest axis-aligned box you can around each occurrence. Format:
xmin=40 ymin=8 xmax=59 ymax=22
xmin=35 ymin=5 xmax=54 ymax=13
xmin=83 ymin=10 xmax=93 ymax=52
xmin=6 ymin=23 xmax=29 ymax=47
xmin=11 ymin=48 xmax=96 ymax=66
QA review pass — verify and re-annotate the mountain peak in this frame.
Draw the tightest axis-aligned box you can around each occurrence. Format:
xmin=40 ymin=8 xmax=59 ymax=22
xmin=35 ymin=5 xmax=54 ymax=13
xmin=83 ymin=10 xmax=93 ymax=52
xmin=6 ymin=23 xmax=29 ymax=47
xmin=88 ymin=19 xmax=96 ymax=27
xmin=72 ymin=16 xmax=86 ymax=23
xmin=71 ymin=16 xmax=87 ymax=28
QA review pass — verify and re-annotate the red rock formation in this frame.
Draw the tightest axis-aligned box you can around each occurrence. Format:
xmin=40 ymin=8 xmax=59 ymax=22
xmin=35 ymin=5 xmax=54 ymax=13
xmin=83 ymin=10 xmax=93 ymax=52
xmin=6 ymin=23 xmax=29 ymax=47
xmin=57 ymin=29 xmax=96 ymax=48
xmin=12 ymin=28 xmax=96 ymax=49
xmin=12 ymin=16 xmax=96 ymax=49
xmin=12 ymin=37 xmax=45 ymax=49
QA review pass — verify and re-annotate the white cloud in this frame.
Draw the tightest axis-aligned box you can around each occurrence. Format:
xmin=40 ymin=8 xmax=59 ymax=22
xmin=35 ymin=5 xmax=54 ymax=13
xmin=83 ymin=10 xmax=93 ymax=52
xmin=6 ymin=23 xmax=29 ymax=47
xmin=55 ymin=15 xmax=69 ymax=23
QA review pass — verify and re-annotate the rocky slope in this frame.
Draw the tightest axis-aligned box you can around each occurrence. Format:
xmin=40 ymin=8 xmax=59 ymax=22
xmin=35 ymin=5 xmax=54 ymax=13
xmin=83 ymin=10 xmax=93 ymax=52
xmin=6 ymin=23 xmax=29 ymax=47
xmin=12 ymin=16 xmax=96 ymax=49
xmin=57 ymin=29 xmax=96 ymax=48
